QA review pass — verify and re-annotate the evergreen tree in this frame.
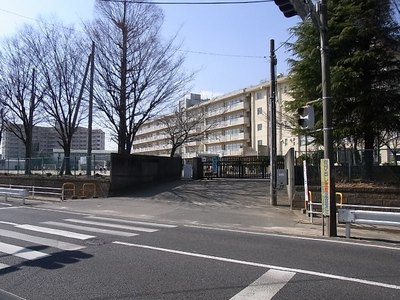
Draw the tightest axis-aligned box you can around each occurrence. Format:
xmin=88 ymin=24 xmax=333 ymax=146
xmin=287 ymin=0 xmax=400 ymax=178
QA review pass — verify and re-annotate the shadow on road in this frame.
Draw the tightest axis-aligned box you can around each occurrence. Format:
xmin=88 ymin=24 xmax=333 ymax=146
xmin=111 ymin=179 xmax=289 ymax=209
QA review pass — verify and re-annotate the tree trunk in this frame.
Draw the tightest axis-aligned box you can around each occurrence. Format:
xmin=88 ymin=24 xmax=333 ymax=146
xmin=64 ymin=147 xmax=72 ymax=175
xmin=118 ymin=2 xmax=128 ymax=155
xmin=24 ymin=132 xmax=32 ymax=175
xmin=363 ymin=132 xmax=374 ymax=180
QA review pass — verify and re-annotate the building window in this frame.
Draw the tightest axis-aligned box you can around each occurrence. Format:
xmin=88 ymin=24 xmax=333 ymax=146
xmin=256 ymin=92 xmax=263 ymax=100
xmin=257 ymin=124 xmax=262 ymax=131
xmin=257 ymin=140 xmax=263 ymax=145
xmin=257 ymin=107 xmax=262 ymax=115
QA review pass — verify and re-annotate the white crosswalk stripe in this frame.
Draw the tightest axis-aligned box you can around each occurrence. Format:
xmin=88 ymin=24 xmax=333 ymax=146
xmin=0 ymin=229 xmax=84 ymax=251
xmin=16 ymin=224 xmax=95 ymax=240
xmin=86 ymin=216 xmax=177 ymax=228
xmin=63 ymin=219 xmax=159 ymax=232
xmin=0 ymin=262 xmax=11 ymax=270
xmin=0 ymin=242 xmax=49 ymax=260
xmin=0 ymin=216 xmax=177 ymax=270
xmin=42 ymin=221 xmax=138 ymax=237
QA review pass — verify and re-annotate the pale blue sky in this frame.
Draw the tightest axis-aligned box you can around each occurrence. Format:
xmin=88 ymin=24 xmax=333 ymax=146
xmin=0 ymin=0 xmax=300 ymax=97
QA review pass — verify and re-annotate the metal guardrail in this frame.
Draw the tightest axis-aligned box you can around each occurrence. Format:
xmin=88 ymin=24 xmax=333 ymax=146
xmin=338 ymin=208 xmax=400 ymax=238
xmin=0 ymin=182 xmax=99 ymax=201
xmin=305 ymin=191 xmax=400 ymax=238
xmin=0 ymin=187 xmax=30 ymax=204
xmin=306 ymin=191 xmax=343 ymax=223
xmin=0 ymin=184 xmax=63 ymax=201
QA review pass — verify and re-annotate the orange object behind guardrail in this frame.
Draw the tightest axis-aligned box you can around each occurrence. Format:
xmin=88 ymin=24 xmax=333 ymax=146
xmin=62 ymin=183 xmax=76 ymax=200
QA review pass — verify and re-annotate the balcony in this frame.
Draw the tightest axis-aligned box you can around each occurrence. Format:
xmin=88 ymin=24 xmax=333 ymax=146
xmin=207 ymin=117 xmax=249 ymax=130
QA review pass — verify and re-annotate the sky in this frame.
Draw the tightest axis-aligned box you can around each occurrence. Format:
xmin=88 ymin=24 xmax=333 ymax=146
xmin=0 ymin=0 xmax=300 ymax=97
xmin=0 ymin=0 xmax=301 ymax=149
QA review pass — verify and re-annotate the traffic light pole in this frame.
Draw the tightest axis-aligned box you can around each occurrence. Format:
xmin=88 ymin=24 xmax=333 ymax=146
xmin=273 ymin=0 xmax=337 ymax=236
xmin=320 ymin=0 xmax=337 ymax=236
xmin=270 ymin=39 xmax=277 ymax=206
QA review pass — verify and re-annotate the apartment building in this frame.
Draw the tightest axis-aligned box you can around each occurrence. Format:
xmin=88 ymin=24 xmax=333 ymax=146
xmin=132 ymin=77 xmax=301 ymax=159
xmin=0 ymin=126 xmax=106 ymax=159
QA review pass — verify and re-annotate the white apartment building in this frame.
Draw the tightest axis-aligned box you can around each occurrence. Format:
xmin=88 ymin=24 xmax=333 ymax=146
xmin=132 ymin=77 xmax=302 ymax=159
xmin=0 ymin=126 xmax=106 ymax=159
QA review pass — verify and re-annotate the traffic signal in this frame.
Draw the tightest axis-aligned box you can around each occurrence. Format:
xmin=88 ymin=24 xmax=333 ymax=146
xmin=273 ymin=0 xmax=309 ymax=20
xmin=297 ymin=105 xmax=315 ymax=129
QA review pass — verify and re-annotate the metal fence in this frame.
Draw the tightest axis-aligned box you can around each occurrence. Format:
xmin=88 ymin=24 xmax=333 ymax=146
xmin=201 ymin=156 xmax=284 ymax=179
xmin=295 ymin=148 xmax=400 ymax=167
xmin=0 ymin=154 xmax=111 ymax=177
xmin=295 ymin=149 xmax=400 ymax=183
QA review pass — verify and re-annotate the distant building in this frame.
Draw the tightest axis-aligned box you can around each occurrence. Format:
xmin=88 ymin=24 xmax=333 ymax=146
xmin=0 ymin=126 xmax=106 ymax=159
xmin=132 ymin=77 xmax=303 ymax=159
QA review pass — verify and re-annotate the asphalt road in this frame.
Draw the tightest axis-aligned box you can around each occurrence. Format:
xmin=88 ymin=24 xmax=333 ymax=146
xmin=0 ymin=200 xmax=400 ymax=299
xmin=0 ymin=197 xmax=399 ymax=300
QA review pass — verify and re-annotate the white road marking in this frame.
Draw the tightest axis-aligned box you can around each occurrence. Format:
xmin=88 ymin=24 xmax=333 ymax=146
xmin=0 ymin=263 xmax=11 ymax=270
xmin=22 ymin=206 xmax=90 ymax=216
xmin=0 ymin=242 xmax=48 ymax=260
xmin=184 ymin=225 xmax=400 ymax=251
xmin=16 ymin=224 xmax=95 ymax=240
xmin=64 ymin=219 xmax=158 ymax=232
xmin=0 ymin=228 xmax=84 ymax=251
xmin=0 ymin=288 xmax=26 ymax=300
xmin=0 ymin=221 xmax=18 ymax=226
xmin=113 ymin=242 xmax=400 ymax=290
xmin=230 ymin=269 xmax=295 ymax=300
xmin=86 ymin=216 xmax=177 ymax=228
xmin=42 ymin=221 xmax=138 ymax=237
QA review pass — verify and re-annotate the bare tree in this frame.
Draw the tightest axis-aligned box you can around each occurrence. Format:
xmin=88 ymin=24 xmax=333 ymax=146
xmin=160 ymin=102 xmax=215 ymax=157
xmin=0 ymin=106 xmax=7 ymax=149
xmin=0 ymin=26 xmax=45 ymax=174
xmin=379 ymin=131 xmax=400 ymax=166
xmin=86 ymin=0 xmax=193 ymax=154
xmin=27 ymin=22 xmax=90 ymax=175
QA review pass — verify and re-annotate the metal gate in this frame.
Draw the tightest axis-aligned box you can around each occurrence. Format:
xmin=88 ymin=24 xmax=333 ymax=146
xmin=201 ymin=156 xmax=284 ymax=179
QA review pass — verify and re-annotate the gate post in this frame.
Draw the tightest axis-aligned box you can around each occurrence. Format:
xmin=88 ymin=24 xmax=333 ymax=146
xmin=192 ymin=157 xmax=203 ymax=180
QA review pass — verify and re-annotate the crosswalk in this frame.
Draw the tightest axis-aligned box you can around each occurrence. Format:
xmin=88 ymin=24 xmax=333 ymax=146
xmin=0 ymin=216 xmax=177 ymax=271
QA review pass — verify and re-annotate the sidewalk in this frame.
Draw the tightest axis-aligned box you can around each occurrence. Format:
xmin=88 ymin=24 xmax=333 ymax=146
xmin=32 ymin=178 xmax=400 ymax=245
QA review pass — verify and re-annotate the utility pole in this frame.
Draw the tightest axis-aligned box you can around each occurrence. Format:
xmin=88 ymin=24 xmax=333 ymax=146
xmin=273 ymin=0 xmax=336 ymax=236
xmin=270 ymin=39 xmax=277 ymax=206
xmin=319 ymin=0 xmax=337 ymax=236
xmin=86 ymin=42 xmax=95 ymax=176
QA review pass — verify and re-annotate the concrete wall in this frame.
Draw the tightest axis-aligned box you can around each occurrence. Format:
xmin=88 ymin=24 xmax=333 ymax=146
xmin=0 ymin=175 xmax=110 ymax=198
xmin=109 ymin=154 xmax=182 ymax=193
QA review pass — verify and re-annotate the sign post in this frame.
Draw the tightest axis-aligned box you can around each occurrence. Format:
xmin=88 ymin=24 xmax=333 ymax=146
xmin=303 ymin=160 xmax=309 ymax=210
xmin=321 ymin=158 xmax=330 ymax=235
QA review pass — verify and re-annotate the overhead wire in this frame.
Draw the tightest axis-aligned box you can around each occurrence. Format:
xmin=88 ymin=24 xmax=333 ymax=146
xmin=99 ymin=0 xmax=273 ymax=5
xmin=0 ymin=1 xmax=287 ymax=60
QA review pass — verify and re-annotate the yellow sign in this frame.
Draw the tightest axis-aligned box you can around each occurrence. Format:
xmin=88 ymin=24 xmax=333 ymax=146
xmin=320 ymin=159 xmax=330 ymax=216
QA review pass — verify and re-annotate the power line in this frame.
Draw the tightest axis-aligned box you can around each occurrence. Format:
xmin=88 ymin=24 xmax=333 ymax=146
xmin=0 ymin=8 xmax=37 ymax=22
xmin=275 ymin=31 xmax=296 ymax=52
xmin=179 ymin=49 xmax=266 ymax=59
xmin=99 ymin=0 xmax=273 ymax=4
xmin=0 ymin=8 xmax=83 ymax=34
